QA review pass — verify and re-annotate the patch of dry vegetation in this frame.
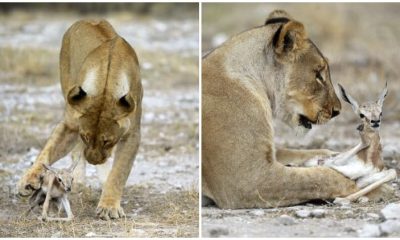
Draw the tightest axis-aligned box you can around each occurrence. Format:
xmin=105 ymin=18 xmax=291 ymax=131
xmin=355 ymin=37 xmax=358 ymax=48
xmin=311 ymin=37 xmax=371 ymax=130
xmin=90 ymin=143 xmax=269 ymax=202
xmin=0 ymin=47 xmax=58 ymax=86
xmin=0 ymin=185 xmax=198 ymax=237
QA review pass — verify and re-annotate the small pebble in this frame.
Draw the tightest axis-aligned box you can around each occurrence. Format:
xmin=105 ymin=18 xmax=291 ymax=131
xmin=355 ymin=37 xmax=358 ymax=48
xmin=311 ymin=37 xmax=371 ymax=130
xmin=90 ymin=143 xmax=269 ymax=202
xmin=344 ymin=226 xmax=356 ymax=233
xmin=380 ymin=220 xmax=400 ymax=235
xmin=295 ymin=209 xmax=311 ymax=218
xmin=381 ymin=203 xmax=400 ymax=220
xmin=366 ymin=213 xmax=380 ymax=220
xmin=334 ymin=198 xmax=351 ymax=207
xmin=358 ymin=224 xmax=382 ymax=237
xmin=86 ymin=232 xmax=96 ymax=237
xmin=51 ymin=232 xmax=62 ymax=238
xmin=209 ymin=227 xmax=229 ymax=237
xmin=251 ymin=209 xmax=265 ymax=216
xmin=345 ymin=210 xmax=354 ymax=216
xmin=278 ymin=214 xmax=296 ymax=225
xmin=358 ymin=196 xmax=369 ymax=203
xmin=311 ymin=209 xmax=326 ymax=218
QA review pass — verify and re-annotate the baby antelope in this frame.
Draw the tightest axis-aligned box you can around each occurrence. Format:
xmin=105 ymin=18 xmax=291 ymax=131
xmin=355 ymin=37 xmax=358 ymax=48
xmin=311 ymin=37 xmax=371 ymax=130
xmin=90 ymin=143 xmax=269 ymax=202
xmin=304 ymin=82 xmax=397 ymax=202
xmin=25 ymin=161 xmax=77 ymax=221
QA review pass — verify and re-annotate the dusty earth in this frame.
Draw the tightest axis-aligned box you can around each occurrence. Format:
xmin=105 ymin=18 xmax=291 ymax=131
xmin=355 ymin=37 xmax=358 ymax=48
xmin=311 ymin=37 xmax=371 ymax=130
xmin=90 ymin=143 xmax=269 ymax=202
xmin=0 ymin=8 xmax=199 ymax=237
xmin=202 ymin=3 xmax=400 ymax=238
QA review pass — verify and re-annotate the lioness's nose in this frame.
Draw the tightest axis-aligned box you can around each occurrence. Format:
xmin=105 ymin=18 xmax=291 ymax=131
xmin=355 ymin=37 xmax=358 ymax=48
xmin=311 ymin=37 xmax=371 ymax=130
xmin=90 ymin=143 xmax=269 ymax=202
xmin=331 ymin=109 xmax=340 ymax=118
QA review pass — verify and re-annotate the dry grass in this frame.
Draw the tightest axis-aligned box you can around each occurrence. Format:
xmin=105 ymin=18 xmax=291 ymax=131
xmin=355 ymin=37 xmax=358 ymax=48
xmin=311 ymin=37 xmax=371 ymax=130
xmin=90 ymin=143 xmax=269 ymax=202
xmin=0 ymin=47 xmax=58 ymax=86
xmin=0 ymin=185 xmax=198 ymax=237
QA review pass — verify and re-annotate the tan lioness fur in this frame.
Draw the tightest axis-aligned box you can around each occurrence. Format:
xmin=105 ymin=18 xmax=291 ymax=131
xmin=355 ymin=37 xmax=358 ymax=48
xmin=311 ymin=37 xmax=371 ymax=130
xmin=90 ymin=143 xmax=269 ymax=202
xmin=202 ymin=10 xmax=360 ymax=209
xmin=18 ymin=19 xmax=143 ymax=220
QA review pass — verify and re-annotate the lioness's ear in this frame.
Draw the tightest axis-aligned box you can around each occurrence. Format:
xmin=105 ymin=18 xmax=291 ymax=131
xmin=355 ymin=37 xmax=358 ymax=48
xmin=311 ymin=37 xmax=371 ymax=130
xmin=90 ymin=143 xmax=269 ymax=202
xmin=67 ymin=85 xmax=87 ymax=105
xmin=338 ymin=84 xmax=359 ymax=113
xmin=118 ymin=93 xmax=135 ymax=113
xmin=265 ymin=9 xmax=292 ymax=25
xmin=272 ymin=21 xmax=307 ymax=61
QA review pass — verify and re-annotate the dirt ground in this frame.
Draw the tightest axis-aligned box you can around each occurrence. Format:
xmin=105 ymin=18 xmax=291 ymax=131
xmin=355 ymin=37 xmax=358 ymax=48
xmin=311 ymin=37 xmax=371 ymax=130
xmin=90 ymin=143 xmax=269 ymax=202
xmin=0 ymin=5 xmax=199 ymax=237
xmin=202 ymin=3 xmax=400 ymax=238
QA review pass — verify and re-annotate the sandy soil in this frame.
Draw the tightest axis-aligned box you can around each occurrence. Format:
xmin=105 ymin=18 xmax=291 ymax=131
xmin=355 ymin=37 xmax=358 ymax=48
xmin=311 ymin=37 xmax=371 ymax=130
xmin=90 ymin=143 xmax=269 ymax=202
xmin=0 ymin=7 xmax=199 ymax=237
xmin=201 ymin=3 xmax=400 ymax=238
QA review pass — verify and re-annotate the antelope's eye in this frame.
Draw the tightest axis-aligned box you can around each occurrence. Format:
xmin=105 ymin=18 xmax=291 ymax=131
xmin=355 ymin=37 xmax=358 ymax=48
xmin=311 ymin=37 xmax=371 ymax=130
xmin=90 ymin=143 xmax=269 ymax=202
xmin=360 ymin=114 xmax=365 ymax=118
xmin=380 ymin=112 xmax=383 ymax=117
xmin=57 ymin=177 xmax=62 ymax=182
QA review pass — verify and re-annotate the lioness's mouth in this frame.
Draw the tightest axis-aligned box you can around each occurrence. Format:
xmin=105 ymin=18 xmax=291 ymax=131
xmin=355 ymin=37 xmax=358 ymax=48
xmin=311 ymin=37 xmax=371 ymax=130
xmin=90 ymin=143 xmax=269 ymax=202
xmin=299 ymin=114 xmax=313 ymax=129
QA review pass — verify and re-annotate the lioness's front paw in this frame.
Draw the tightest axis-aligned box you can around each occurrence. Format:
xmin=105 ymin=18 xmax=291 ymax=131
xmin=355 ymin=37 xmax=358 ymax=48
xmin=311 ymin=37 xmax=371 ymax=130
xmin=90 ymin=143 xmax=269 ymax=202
xmin=96 ymin=202 xmax=125 ymax=220
xmin=17 ymin=169 xmax=42 ymax=197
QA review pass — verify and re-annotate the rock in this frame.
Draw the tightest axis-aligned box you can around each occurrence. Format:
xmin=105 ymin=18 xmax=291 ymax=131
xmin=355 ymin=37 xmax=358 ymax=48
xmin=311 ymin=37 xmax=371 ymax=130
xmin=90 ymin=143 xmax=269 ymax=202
xmin=209 ymin=227 xmax=229 ymax=237
xmin=334 ymin=198 xmax=351 ymax=207
xmin=380 ymin=220 xmax=400 ymax=235
xmin=278 ymin=215 xmax=296 ymax=226
xmin=358 ymin=196 xmax=369 ymax=203
xmin=381 ymin=203 xmax=400 ymax=220
xmin=358 ymin=224 xmax=382 ymax=237
xmin=295 ymin=209 xmax=311 ymax=218
xmin=251 ymin=209 xmax=265 ymax=216
xmin=311 ymin=209 xmax=326 ymax=218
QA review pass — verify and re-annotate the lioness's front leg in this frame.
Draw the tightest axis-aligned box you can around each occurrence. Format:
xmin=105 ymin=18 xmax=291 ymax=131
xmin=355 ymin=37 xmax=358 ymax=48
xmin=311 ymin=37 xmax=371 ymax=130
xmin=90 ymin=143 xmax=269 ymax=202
xmin=276 ymin=147 xmax=336 ymax=166
xmin=18 ymin=123 xmax=78 ymax=196
xmin=96 ymin=131 xmax=140 ymax=220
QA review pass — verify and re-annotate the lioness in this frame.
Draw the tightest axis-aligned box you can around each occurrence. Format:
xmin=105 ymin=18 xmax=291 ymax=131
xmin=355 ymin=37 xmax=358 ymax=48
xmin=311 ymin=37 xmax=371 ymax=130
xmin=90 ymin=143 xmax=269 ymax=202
xmin=18 ymin=19 xmax=143 ymax=220
xmin=202 ymin=10 xmax=360 ymax=209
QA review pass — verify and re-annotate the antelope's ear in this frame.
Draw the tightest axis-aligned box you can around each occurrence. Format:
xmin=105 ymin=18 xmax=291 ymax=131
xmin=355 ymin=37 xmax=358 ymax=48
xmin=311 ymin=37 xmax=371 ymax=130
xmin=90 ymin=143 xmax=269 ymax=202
xmin=377 ymin=81 xmax=388 ymax=106
xmin=69 ymin=160 xmax=79 ymax=172
xmin=338 ymin=84 xmax=359 ymax=114
xmin=42 ymin=163 xmax=56 ymax=174
xmin=272 ymin=20 xmax=308 ymax=62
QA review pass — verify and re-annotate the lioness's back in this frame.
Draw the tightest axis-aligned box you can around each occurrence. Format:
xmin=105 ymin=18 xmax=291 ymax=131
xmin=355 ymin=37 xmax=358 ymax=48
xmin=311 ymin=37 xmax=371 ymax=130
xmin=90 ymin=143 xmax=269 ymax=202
xmin=60 ymin=19 xmax=118 ymax=95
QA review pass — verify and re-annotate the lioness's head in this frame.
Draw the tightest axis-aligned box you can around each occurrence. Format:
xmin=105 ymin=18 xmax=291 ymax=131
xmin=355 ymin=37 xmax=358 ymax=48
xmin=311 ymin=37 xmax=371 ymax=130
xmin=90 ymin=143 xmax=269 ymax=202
xmin=266 ymin=10 xmax=341 ymax=130
xmin=66 ymin=38 xmax=142 ymax=165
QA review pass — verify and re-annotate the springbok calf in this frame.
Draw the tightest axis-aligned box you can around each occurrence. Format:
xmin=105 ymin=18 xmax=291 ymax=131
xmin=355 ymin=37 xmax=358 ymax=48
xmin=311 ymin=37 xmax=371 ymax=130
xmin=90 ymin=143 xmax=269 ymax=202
xmin=25 ymin=161 xmax=78 ymax=221
xmin=304 ymin=82 xmax=397 ymax=202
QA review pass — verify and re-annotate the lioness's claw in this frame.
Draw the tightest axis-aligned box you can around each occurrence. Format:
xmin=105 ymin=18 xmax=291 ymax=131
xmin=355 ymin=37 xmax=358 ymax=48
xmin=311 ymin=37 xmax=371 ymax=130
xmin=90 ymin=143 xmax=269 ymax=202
xmin=96 ymin=205 xmax=125 ymax=220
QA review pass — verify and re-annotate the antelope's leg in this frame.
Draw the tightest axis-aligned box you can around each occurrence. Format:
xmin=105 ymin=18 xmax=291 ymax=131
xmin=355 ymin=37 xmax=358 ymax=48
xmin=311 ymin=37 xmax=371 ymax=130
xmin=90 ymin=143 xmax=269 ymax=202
xmin=326 ymin=142 xmax=366 ymax=166
xmin=40 ymin=176 xmax=55 ymax=221
xmin=343 ymin=169 xmax=397 ymax=202
xmin=61 ymin=196 xmax=74 ymax=220
xmin=46 ymin=196 xmax=74 ymax=221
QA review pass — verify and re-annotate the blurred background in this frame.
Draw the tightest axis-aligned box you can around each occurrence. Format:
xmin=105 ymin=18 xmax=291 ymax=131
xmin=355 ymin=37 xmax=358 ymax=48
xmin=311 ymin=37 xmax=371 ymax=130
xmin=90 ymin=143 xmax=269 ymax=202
xmin=203 ymin=3 xmax=400 ymax=154
xmin=202 ymin=3 xmax=400 ymax=238
xmin=0 ymin=3 xmax=198 ymax=237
